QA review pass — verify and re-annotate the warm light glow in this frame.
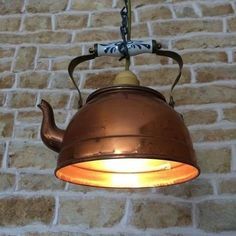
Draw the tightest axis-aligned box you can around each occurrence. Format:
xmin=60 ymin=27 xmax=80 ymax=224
xmin=56 ymin=158 xmax=199 ymax=188
xmin=77 ymin=159 xmax=174 ymax=173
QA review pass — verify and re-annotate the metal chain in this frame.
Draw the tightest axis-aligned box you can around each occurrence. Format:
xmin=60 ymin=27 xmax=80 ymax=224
xmin=119 ymin=0 xmax=130 ymax=65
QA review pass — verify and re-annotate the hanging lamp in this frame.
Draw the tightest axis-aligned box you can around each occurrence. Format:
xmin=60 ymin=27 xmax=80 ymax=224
xmin=38 ymin=0 xmax=200 ymax=188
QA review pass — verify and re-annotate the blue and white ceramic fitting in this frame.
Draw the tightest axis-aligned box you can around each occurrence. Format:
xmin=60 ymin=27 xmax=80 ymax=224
xmin=95 ymin=40 xmax=158 ymax=57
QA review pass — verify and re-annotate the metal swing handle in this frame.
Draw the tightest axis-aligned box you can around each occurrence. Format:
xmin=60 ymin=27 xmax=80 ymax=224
xmin=68 ymin=40 xmax=183 ymax=108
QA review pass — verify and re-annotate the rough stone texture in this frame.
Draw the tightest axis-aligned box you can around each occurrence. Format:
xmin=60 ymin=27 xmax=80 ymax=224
xmin=197 ymin=200 xmax=236 ymax=232
xmin=0 ymin=142 xmax=4 ymax=166
xmin=0 ymin=0 xmax=235 ymax=235
xmin=0 ymin=172 xmax=15 ymax=191
xmin=8 ymin=92 xmax=36 ymax=108
xmin=40 ymin=45 xmax=82 ymax=58
xmin=0 ymin=47 xmax=15 ymax=58
xmin=0 ymin=17 xmax=21 ymax=32
xmin=174 ymin=4 xmax=198 ymax=18
xmin=18 ymin=173 xmax=65 ymax=191
xmin=0 ymin=92 xmax=6 ymax=107
xmin=14 ymin=125 xmax=39 ymax=139
xmin=25 ymin=233 xmax=88 ymax=236
xmin=26 ymin=0 xmax=67 ymax=13
xmin=173 ymin=85 xmax=236 ymax=105
xmin=91 ymin=11 xmax=122 ymax=27
xmin=0 ymin=196 xmax=54 ymax=226
xmin=59 ymin=197 xmax=125 ymax=227
xmin=138 ymin=6 xmax=172 ymax=22
xmin=196 ymin=66 xmax=236 ymax=82
xmin=51 ymin=58 xmax=89 ymax=71
xmin=49 ymin=72 xmax=74 ymax=89
xmin=152 ymin=20 xmax=222 ymax=36
xmin=174 ymin=35 xmax=236 ymax=50
xmin=0 ymin=60 xmax=11 ymax=72
xmin=23 ymin=15 xmax=52 ymax=31
xmin=0 ymin=32 xmax=71 ymax=44
xmin=17 ymin=110 xmax=67 ymax=124
xmin=71 ymin=0 xmax=112 ymax=11
xmin=39 ymin=92 xmax=70 ymax=109
xmin=84 ymin=71 xmax=118 ymax=89
xmin=56 ymin=14 xmax=88 ymax=30
xmin=138 ymin=67 xmax=191 ymax=86
xmin=196 ymin=148 xmax=231 ymax=173
xmin=134 ymin=53 xmax=168 ymax=66
xmin=228 ymin=17 xmax=236 ymax=32
xmin=218 ymin=178 xmax=236 ymax=194
xmin=182 ymin=110 xmax=218 ymax=126
xmin=75 ymin=29 xmax=120 ymax=42
xmin=116 ymin=0 xmax=166 ymax=8
xmin=18 ymin=71 xmax=49 ymax=89
xmin=156 ymin=179 xmax=213 ymax=199
xmin=182 ymin=51 xmax=227 ymax=64
xmin=0 ymin=112 xmax=14 ymax=138
xmin=191 ymin=128 xmax=236 ymax=142
xmin=223 ymin=107 xmax=236 ymax=122
xmin=200 ymin=3 xmax=234 ymax=17
xmin=0 ymin=0 xmax=24 ymax=15
xmin=14 ymin=47 xmax=37 ymax=72
xmin=130 ymin=200 xmax=192 ymax=229
xmin=131 ymin=23 xmax=149 ymax=38
xmin=8 ymin=142 xmax=57 ymax=169
xmin=0 ymin=73 xmax=15 ymax=89
xmin=92 ymin=56 xmax=124 ymax=69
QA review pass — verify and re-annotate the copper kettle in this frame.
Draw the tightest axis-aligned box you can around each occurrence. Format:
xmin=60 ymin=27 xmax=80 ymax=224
xmin=38 ymin=84 xmax=199 ymax=188
xmin=38 ymin=40 xmax=200 ymax=188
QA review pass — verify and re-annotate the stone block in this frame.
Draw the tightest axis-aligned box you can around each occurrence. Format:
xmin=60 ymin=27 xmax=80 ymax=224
xmin=18 ymin=71 xmax=50 ymax=89
xmin=8 ymin=92 xmax=36 ymax=108
xmin=26 ymin=0 xmax=67 ymax=13
xmin=18 ymin=173 xmax=65 ymax=191
xmin=182 ymin=51 xmax=227 ymax=64
xmin=0 ymin=17 xmax=21 ymax=31
xmin=8 ymin=142 xmax=57 ymax=169
xmin=223 ymin=107 xmax=236 ymax=122
xmin=152 ymin=20 xmax=222 ymax=36
xmin=39 ymin=92 xmax=70 ymax=109
xmin=197 ymin=200 xmax=236 ymax=232
xmin=182 ymin=109 xmax=217 ymax=126
xmin=174 ymin=35 xmax=236 ymax=50
xmin=0 ymin=73 xmax=15 ymax=89
xmin=0 ymin=196 xmax=54 ymax=226
xmin=71 ymin=0 xmax=112 ymax=11
xmin=191 ymin=128 xmax=236 ymax=143
xmin=59 ymin=197 xmax=125 ymax=227
xmin=14 ymin=47 xmax=36 ymax=72
xmin=195 ymin=147 xmax=231 ymax=173
xmin=0 ymin=0 xmax=23 ymax=14
xmin=156 ymin=179 xmax=213 ymax=199
xmin=200 ymin=3 xmax=234 ymax=17
xmin=138 ymin=6 xmax=172 ymax=22
xmin=130 ymin=200 xmax=192 ymax=228
xmin=196 ymin=66 xmax=236 ymax=82
xmin=24 ymin=15 xmax=51 ymax=31
xmin=138 ymin=67 xmax=191 ymax=86
xmin=56 ymin=14 xmax=88 ymax=30
xmin=84 ymin=71 xmax=117 ymax=89
xmin=0 ymin=172 xmax=15 ymax=191
xmin=0 ymin=32 xmax=71 ymax=44
xmin=0 ymin=112 xmax=14 ymax=138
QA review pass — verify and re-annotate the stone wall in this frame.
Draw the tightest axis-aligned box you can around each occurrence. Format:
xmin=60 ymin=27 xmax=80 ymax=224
xmin=0 ymin=0 xmax=236 ymax=235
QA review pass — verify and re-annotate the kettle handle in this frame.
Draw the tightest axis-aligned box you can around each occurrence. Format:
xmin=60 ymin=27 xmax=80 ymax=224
xmin=68 ymin=53 xmax=97 ymax=108
xmin=153 ymin=47 xmax=183 ymax=108
xmin=68 ymin=43 xmax=183 ymax=109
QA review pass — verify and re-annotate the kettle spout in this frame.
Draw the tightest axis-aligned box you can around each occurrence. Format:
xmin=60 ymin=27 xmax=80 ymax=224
xmin=38 ymin=99 xmax=65 ymax=153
